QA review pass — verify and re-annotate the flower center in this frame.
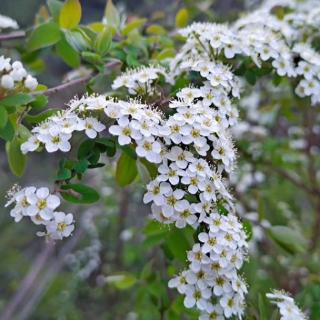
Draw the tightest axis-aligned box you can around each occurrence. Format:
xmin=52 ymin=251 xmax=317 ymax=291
xmin=37 ymin=199 xmax=47 ymax=210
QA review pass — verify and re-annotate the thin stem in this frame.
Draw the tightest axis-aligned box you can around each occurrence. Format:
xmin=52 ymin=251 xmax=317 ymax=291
xmin=38 ymin=60 xmax=121 ymax=98
xmin=0 ymin=241 xmax=55 ymax=320
xmin=0 ymin=31 xmax=26 ymax=42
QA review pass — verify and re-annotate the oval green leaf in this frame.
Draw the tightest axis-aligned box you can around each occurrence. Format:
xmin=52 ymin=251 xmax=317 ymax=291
xmin=116 ymin=152 xmax=138 ymax=187
xmin=60 ymin=183 xmax=100 ymax=204
xmin=6 ymin=137 xmax=27 ymax=177
xmin=59 ymin=0 xmax=82 ymax=29
xmin=27 ymin=21 xmax=61 ymax=51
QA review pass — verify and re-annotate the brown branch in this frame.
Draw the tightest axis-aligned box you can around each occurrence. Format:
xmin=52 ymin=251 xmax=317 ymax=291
xmin=240 ymin=148 xmax=320 ymax=198
xmin=0 ymin=241 xmax=55 ymax=320
xmin=16 ymin=230 xmax=84 ymax=320
xmin=115 ymin=188 xmax=131 ymax=267
xmin=39 ymin=60 xmax=122 ymax=98
xmin=0 ymin=31 xmax=26 ymax=42
xmin=305 ymin=107 xmax=320 ymax=250
xmin=266 ymin=162 xmax=320 ymax=197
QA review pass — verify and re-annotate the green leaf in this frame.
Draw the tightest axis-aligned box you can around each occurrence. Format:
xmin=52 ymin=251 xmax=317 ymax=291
xmin=245 ymin=69 xmax=257 ymax=85
xmin=95 ymin=137 xmax=116 ymax=157
xmin=146 ymin=24 xmax=166 ymax=35
xmin=137 ymin=159 xmax=151 ymax=183
xmin=105 ymin=273 xmax=137 ymax=290
xmin=115 ymin=152 xmax=138 ymax=187
xmin=155 ymin=48 xmax=175 ymax=60
xmin=74 ymin=159 xmax=88 ymax=174
xmin=104 ymin=0 xmax=120 ymax=30
xmin=122 ymin=18 xmax=146 ymax=36
xmin=243 ymin=220 xmax=253 ymax=241
xmin=0 ymin=108 xmax=8 ymax=129
xmin=77 ymin=139 xmax=95 ymax=159
xmin=56 ymin=33 xmax=81 ymax=67
xmin=258 ymin=293 xmax=268 ymax=320
xmin=94 ymin=28 xmax=112 ymax=56
xmin=25 ymin=109 xmax=59 ymax=124
xmin=47 ymin=0 xmax=63 ymax=21
xmin=59 ymin=0 xmax=82 ymax=29
xmin=0 ymin=93 xmax=34 ymax=107
xmin=163 ymin=227 xmax=192 ymax=262
xmin=119 ymin=145 xmax=136 ymax=160
xmin=140 ymin=158 xmax=157 ymax=179
xmin=29 ymin=95 xmax=48 ymax=109
xmin=268 ymin=225 xmax=308 ymax=254
xmin=6 ymin=137 xmax=27 ymax=177
xmin=27 ymin=21 xmax=61 ymax=51
xmin=0 ymin=119 xmax=15 ymax=141
xmin=81 ymin=51 xmax=103 ymax=65
xmin=56 ymin=167 xmax=72 ymax=180
xmin=63 ymin=29 xmax=91 ymax=52
xmin=60 ymin=183 xmax=100 ymax=204
xmin=175 ymin=8 xmax=189 ymax=28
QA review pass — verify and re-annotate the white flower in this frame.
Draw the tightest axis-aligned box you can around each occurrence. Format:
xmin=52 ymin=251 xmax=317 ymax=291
xmin=177 ymin=87 xmax=202 ymax=104
xmin=187 ymin=244 xmax=211 ymax=272
xmin=0 ymin=14 xmax=19 ymax=30
xmin=45 ymin=212 xmax=75 ymax=240
xmin=220 ymin=294 xmax=240 ymax=318
xmin=78 ymin=117 xmax=105 ymax=139
xmin=0 ymin=56 xmax=11 ymax=72
xmin=162 ymin=188 xmax=185 ymax=217
xmin=27 ymin=187 xmax=60 ymax=220
xmin=168 ymin=271 xmax=189 ymax=294
xmin=267 ymin=290 xmax=308 ymax=320
xmin=21 ymin=136 xmax=40 ymax=154
xmin=199 ymin=304 xmax=224 ymax=320
xmin=166 ymin=146 xmax=194 ymax=169
xmin=109 ymin=116 xmax=141 ymax=145
xmin=136 ymin=137 xmax=162 ymax=163
xmin=24 ymin=75 xmax=38 ymax=90
xmin=184 ymin=285 xmax=211 ymax=310
xmin=6 ymin=186 xmax=36 ymax=222
xmin=181 ymin=171 xmax=204 ymax=194
xmin=38 ymin=132 xmax=71 ymax=153
xmin=10 ymin=67 xmax=27 ymax=81
xmin=1 ymin=74 xmax=14 ymax=89
xmin=174 ymin=204 xmax=198 ymax=228
xmin=212 ymin=275 xmax=232 ymax=296
xmin=157 ymin=163 xmax=185 ymax=185
xmin=143 ymin=181 xmax=171 ymax=206
xmin=198 ymin=232 xmax=220 ymax=254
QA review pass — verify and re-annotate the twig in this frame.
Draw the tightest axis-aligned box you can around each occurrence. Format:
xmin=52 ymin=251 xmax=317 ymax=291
xmin=115 ymin=188 xmax=130 ymax=267
xmin=0 ymin=31 xmax=26 ymax=42
xmin=39 ymin=60 xmax=122 ymax=97
xmin=305 ymin=107 xmax=320 ymax=250
xmin=240 ymin=148 xmax=320 ymax=198
xmin=0 ymin=241 xmax=55 ymax=320
xmin=16 ymin=230 xmax=84 ymax=320
xmin=267 ymin=163 xmax=320 ymax=197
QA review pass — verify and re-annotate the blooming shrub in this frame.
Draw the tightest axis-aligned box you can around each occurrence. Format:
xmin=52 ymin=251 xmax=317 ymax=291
xmin=1 ymin=0 xmax=319 ymax=319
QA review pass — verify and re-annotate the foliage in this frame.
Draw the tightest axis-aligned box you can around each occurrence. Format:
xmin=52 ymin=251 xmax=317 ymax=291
xmin=0 ymin=0 xmax=319 ymax=319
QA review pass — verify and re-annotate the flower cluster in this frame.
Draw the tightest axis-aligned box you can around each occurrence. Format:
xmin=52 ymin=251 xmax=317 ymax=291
xmin=266 ymin=290 xmax=308 ymax=320
xmin=169 ymin=213 xmax=248 ymax=318
xmin=170 ymin=0 xmax=320 ymax=105
xmin=0 ymin=14 xmax=19 ymax=30
xmin=111 ymin=65 xmax=170 ymax=95
xmin=0 ymin=56 xmax=38 ymax=92
xmin=293 ymin=44 xmax=320 ymax=105
xmin=5 ymin=185 xmax=74 ymax=240
xmin=18 ymin=23 xmax=249 ymax=320
xmin=21 ymin=99 xmax=106 ymax=154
